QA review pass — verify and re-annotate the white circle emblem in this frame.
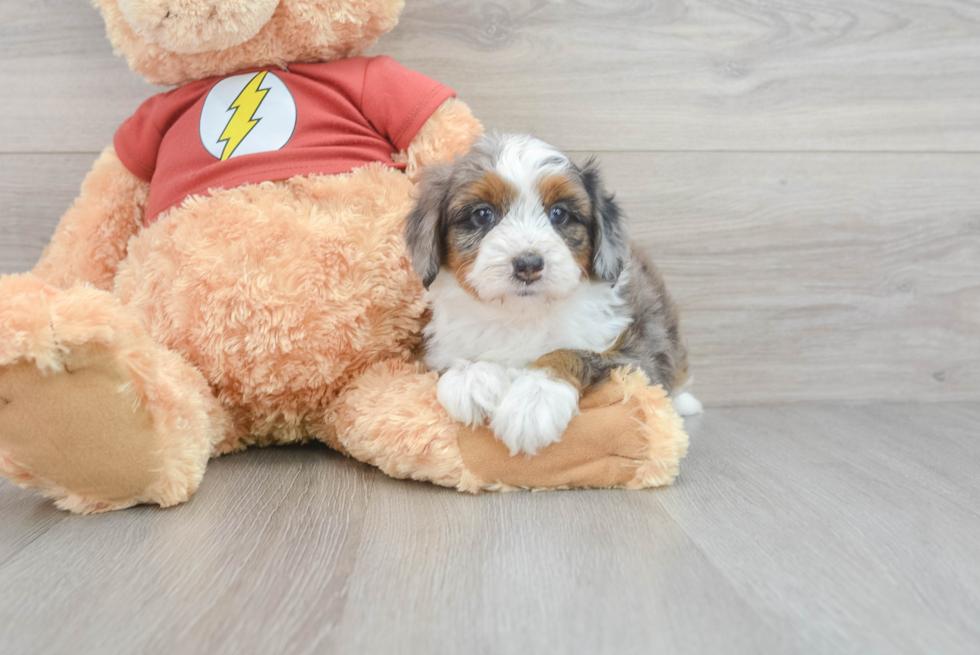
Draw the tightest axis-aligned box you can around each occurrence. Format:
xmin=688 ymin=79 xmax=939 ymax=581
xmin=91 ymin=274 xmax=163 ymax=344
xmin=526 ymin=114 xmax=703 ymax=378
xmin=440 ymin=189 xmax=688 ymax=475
xmin=199 ymin=71 xmax=297 ymax=161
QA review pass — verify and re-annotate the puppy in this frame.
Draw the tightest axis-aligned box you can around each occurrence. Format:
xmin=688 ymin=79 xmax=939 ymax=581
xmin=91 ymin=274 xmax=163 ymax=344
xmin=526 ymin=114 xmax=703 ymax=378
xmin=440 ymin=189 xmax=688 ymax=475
xmin=405 ymin=133 xmax=701 ymax=456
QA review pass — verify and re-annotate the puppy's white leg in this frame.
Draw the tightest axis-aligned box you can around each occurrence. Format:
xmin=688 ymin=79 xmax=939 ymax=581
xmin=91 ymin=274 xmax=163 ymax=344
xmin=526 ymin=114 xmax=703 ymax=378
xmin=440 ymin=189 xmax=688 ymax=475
xmin=672 ymin=391 xmax=703 ymax=416
xmin=437 ymin=360 xmax=513 ymax=426
xmin=491 ymin=369 xmax=580 ymax=456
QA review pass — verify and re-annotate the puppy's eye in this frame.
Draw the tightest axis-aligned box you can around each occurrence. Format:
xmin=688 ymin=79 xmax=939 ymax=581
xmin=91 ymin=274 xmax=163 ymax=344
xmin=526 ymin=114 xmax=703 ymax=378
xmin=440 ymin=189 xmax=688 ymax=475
xmin=549 ymin=205 xmax=569 ymax=226
xmin=471 ymin=207 xmax=495 ymax=228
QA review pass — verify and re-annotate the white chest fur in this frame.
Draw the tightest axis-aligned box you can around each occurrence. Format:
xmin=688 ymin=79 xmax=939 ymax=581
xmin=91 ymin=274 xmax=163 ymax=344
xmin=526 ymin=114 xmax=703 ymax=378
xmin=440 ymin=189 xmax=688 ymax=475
xmin=423 ymin=274 xmax=633 ymax=371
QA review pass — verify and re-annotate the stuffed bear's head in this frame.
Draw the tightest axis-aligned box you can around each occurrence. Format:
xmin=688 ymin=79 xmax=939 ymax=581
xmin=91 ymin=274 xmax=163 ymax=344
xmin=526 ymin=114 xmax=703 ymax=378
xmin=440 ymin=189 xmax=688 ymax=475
xmin=97 ymin=0 xmax=404 ymax=86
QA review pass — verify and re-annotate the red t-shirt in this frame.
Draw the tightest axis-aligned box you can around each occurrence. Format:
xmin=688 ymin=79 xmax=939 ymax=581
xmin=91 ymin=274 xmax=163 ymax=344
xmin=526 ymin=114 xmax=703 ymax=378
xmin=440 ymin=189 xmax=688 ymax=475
xmin=114 ymin=56 xmax=455 ymax=224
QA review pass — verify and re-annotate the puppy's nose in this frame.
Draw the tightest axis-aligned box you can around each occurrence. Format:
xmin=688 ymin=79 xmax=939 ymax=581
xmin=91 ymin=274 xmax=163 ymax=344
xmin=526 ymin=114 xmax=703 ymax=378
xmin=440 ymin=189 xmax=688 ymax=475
xmin=512 ymin=252 xmax=545 ymax=282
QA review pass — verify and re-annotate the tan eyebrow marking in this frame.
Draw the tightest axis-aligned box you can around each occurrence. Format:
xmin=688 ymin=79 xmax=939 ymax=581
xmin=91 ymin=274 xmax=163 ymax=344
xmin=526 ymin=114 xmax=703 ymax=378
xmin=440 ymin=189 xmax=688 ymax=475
xmin=537 ymin=173 xmax=591 ymax=214
xmin=452 ymin=172 xmax=518 ymax=216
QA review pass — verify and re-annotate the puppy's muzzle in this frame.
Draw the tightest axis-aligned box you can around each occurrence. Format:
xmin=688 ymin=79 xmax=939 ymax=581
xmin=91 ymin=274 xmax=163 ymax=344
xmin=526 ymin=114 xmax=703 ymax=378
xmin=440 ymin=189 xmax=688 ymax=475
xmin=512 ymin=252 xmax=544 ymax=283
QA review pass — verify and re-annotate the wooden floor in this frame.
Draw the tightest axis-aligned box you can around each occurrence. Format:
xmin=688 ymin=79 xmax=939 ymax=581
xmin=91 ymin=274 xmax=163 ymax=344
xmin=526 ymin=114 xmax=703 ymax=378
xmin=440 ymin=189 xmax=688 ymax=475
xmin=1 ymin=0 xmax=979 ymax=653
xmin=0 ymin=403 xmax=977 ymax=655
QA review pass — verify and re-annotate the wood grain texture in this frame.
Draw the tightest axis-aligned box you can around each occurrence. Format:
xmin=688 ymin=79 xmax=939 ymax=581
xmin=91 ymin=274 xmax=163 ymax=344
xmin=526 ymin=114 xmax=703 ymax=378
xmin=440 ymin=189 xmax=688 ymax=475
xmin=2 ymin=1 xmax=980 ymax=153
xmin=0 ymin=155 xmax=94 ymax=273
xmin=601 ymin=151 xmax=980 ymax=405
xmin=0 ymin=446 xmax=372 ymax=655
xmin=661 ymin=403 xmax=980 ymax=655
xmin=1 ymin=403 xmax=978 ymax=655
xmin=3 ymin=152 xmax=976 ymax=404
xmin=0 ymin=1 xmax=165 ymax=154
xmin=0 ymin=483 xmax=66 ymax=569
xmin=386 ymin=0 xmax=980 ymax=152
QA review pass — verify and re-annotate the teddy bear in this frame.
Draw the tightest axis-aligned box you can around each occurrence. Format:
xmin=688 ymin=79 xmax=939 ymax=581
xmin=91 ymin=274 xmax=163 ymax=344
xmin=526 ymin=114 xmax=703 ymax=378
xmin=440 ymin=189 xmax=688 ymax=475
xmin=0 ymin=0 xmax=689 ymax=514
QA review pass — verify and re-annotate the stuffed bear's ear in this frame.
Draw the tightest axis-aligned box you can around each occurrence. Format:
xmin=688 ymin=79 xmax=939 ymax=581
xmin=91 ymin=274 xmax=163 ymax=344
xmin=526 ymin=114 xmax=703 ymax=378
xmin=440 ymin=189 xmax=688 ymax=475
xmin=405 ymin=164 xmax=454 ymax=288
xmin=578 ymin=158 xmax=629 ymax=283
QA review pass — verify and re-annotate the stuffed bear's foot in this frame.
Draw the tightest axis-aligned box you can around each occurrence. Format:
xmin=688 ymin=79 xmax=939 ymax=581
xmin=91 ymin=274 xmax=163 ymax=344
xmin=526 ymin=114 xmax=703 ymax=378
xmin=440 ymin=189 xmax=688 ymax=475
xmin=325 ymin=359 xmax=688 ymax=492
xmin=0 ymin=275 xmax=226 ymax=513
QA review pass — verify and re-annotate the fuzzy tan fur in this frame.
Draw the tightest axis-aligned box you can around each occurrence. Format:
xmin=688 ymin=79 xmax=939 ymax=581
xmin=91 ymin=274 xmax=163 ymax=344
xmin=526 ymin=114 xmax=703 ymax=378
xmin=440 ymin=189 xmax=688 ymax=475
xmin=33 ymin=149 xmax=149 ymax=291
xmin=0 ymin=276 xmax=223 ymax=512
xmin=98 ymin=0 xmax=406 ymax=87
xmin=0 ymin=0 xmax=688 ymax=513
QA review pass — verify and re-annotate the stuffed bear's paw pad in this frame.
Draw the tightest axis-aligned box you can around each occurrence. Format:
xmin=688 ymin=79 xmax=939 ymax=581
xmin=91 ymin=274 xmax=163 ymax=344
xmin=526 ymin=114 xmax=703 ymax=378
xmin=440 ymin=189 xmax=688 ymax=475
xmin=0 ymin=355 xmax=163 ymax=509
xmin=490 ymin=369 xmax=580 ymax=456
xmin=437 ymin=360 xmax=513 ymax=426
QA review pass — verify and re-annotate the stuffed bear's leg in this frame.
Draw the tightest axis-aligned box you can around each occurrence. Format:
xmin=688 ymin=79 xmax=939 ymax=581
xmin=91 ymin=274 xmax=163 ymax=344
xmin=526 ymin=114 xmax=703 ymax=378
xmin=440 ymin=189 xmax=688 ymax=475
xmin=321 ymin=358 xmax=689 ymax=492
xmin=0 ymin=275 xmax=228 ymax=513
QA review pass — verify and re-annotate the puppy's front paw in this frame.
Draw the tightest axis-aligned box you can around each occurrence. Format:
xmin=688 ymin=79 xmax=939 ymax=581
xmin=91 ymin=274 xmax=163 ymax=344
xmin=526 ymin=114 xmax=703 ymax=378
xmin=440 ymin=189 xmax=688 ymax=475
xmin=437 ymin=360 xmax=513 ymax=426
xmin=490 ymin=370 xmax=580 ymax=456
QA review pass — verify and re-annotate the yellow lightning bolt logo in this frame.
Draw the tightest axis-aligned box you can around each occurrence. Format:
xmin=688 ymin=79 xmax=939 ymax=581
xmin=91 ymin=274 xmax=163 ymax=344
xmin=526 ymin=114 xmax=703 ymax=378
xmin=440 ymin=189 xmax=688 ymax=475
xmin=217 ymin=71 xmax=270 ymax=161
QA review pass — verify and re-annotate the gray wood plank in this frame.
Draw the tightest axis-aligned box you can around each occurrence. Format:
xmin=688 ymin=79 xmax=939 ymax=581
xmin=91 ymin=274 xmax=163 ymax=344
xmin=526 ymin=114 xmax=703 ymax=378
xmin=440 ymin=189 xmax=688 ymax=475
xmin=0 ymin=446 xmax=373 ymax=655
xmin=386 ymin=0 xmax=980 ymax=152
xmin=0 ymin=0 xmax=165 ymax=154
xmin=0 ymin=485 xmax=67 ymax=569
xmin=0 ymin=154 xmax=95 ymax=273
xmin=1 ymin=404 xmax=978 ymax=654
xmin=605 ymin=151 xmax=980 ymax=405
xmin=3 ymin=152 xmax=976 ymax=405
xmin=3 ymin=1 xmax=980 ymax=153
xmin=329 ymin=479 xmax=796 ymax=655
xmin=664 ymin=403 xmax=980 ymax=655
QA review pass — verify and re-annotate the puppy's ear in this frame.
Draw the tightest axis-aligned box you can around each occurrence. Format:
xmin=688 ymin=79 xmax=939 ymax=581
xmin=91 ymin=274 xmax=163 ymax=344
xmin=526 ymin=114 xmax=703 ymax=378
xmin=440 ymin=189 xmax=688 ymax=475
xmin=579 ymin=158 xmax=629 ymax=283
xmin=405 ymin=164 xmax=453 ymax=288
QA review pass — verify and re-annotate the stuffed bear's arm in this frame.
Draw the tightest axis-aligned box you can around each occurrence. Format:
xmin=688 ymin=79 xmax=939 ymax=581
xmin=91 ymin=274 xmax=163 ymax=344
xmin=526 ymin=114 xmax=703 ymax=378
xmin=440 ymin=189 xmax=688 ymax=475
xmin=327 ymin=360 xmax=688 ymax=492
xmin=395 ymin=98 xmax=483 ymax=183
xmin=33 ymin=147 xmax=149 ymax=291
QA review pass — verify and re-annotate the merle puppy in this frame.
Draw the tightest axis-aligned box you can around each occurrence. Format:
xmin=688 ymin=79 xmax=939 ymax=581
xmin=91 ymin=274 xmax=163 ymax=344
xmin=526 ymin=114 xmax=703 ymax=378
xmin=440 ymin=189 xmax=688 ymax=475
xmin=405 ymin=133 xmax=701 ymax=456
